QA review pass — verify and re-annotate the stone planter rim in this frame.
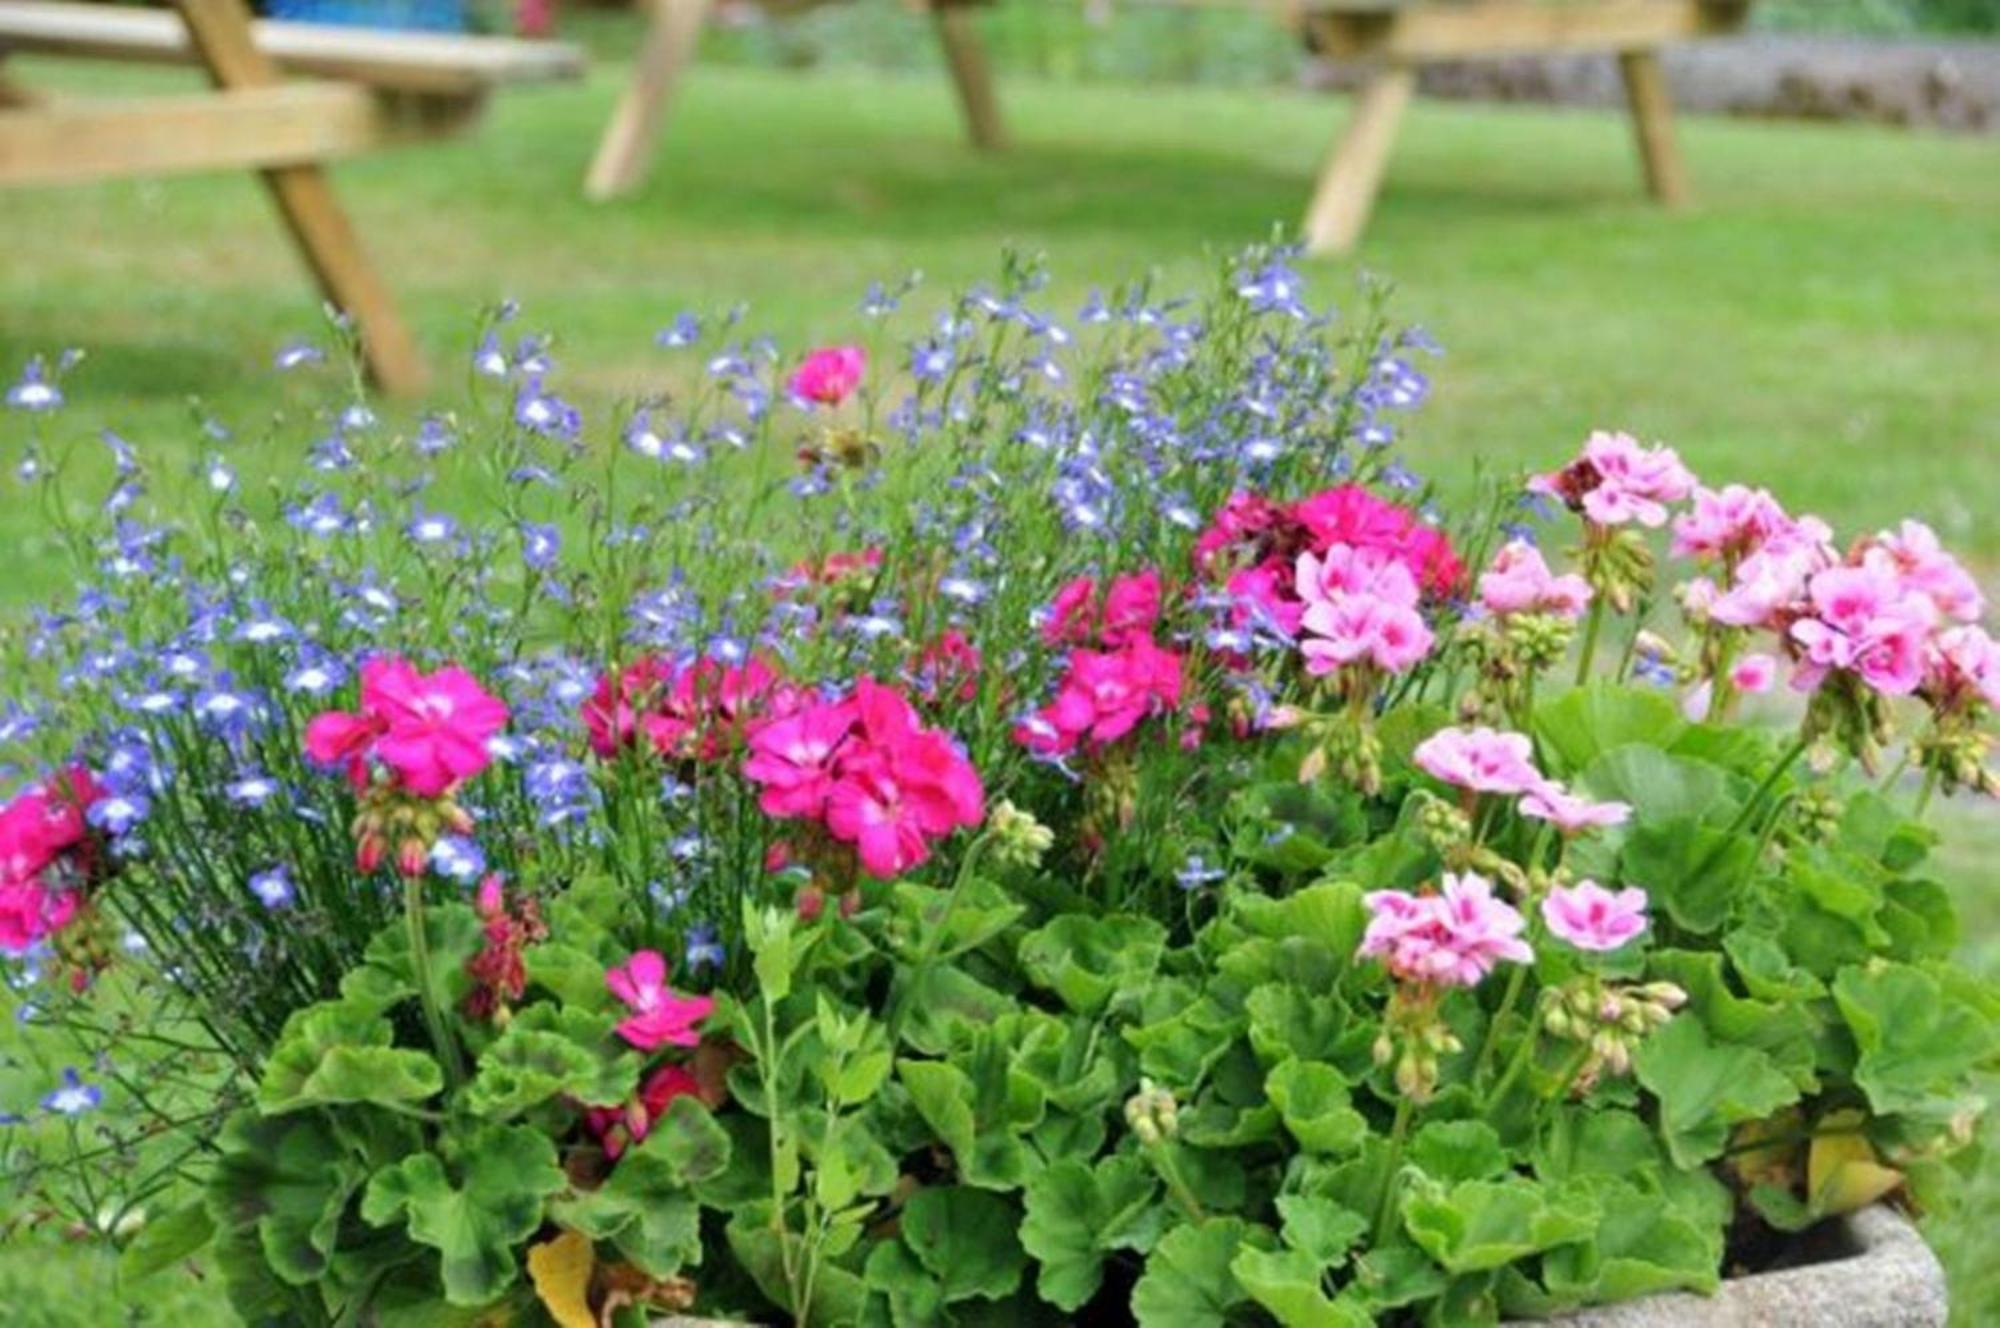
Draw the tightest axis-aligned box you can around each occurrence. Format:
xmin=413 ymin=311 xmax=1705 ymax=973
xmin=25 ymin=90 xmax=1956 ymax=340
xmin=654 ymin=1204 xmax=1946 ymax=1328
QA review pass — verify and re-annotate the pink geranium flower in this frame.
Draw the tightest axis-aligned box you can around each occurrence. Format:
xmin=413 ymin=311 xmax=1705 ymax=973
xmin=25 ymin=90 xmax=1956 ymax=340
xmin=1670 ymin=484 xmax=1795 ymax=563
xmin=606 ymin=949 xmax=715 ymax=1052
xmin=1412 ymin=726 xmax=1543 ymax=796
xmin=1789 ymin=564 xmax=1937 ymax=697
xmin=1923 ymin=625 xmax=2000 ymax=712
xmin=1518 ymin=781 xmax=1631 ymax=834
xmin=1530 ymin=431 xmax=1696 ymax=528
xmin=1541 ymin=880 xmax=1650 ymax=952
xmin=1043 ymin=576 xmax=1099 ymax=646
xmin=789 ymin=346 xmax=866 ymax=406
xmin=1863 ymin=520 xmax=1984 ymax=624
xmin=1476 ymin=541 xmax=1591 ymax=619
xmin=0 ymin=879 xmax=78 ymax=954
xmin=1359 ymin=872 xmax=1532 ymax=988
xmin=1040 ymin=569 xmax=1165 ymax=648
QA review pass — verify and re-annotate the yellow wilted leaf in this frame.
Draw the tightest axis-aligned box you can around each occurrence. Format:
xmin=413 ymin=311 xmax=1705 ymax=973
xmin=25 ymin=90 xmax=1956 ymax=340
xmin=1808 ymin=1113 xmax=1904 ymax=1217
xmin=527 ymin=1229 xmax=597 ymax=1328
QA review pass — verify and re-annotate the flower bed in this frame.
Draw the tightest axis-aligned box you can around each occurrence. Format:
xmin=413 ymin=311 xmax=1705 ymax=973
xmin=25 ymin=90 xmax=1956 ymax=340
xmin=1 ymin=249 xmax=1994 ymax=1327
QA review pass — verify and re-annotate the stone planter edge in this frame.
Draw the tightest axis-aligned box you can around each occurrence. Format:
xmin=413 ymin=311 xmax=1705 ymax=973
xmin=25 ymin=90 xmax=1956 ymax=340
xmin=653 ymin=1203 xmax=1946 ymax=1328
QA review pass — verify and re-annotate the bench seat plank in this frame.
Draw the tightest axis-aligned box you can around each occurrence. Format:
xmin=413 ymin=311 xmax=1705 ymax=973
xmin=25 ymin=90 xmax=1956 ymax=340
xmin=0 ymin=0 xmax=583 ymax=96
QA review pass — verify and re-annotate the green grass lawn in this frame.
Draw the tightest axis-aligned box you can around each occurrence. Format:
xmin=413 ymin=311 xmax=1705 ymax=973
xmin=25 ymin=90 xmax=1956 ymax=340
xmin=2 ymin=25 xmax=1998 ymax=1325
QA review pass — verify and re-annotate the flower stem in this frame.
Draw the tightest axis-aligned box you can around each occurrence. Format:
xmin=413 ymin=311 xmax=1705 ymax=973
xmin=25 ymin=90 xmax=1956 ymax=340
xmin=1573 ymin=595 xmax=1607 ymax=686
xmin=1371 ymin=1097 xmax=1415 ymax=1246
xmin=1472 ymin=964 xmax=1529 ymax=1089
xmin=886 ymin=833 xmax=987 ymax=1047
xmin=1483 ymin=1000 xmax=1544 ymax=1118
xmin=403 ymin=875 xmax=465 ymax=1090
xmin=1146 ymin=1141 xmax=1209 ymax=1223
xmin=1913 ymin=765 xmax=1941 ymax=821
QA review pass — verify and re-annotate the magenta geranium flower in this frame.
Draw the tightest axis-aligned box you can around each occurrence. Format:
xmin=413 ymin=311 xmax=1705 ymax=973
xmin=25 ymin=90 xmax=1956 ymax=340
xmin=606 ymin=949 xmax=715 ymax=1051
xmin=744 ymin=699 xmax=857 ymax=819
xmin=789 ymin=345 xmax=867 ymax=406
xmin=1541 ymin=880 xmax=1650 ymax=952
xmin=306 ymin=656 xmax=508 ymax=797
xmin=1413 ymin=726 xmax=1543 ymax=797
xmin=1018 ymin=639 xmax=1185 ymax=756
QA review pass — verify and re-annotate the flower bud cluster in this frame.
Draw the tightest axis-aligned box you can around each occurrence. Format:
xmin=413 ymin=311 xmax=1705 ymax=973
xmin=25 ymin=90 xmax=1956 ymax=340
xmin=1543 ymin=977 xmax=1686 ymax=1095
xmin=1373 ymin=985 xmax=1462 ymax=1103
xmin=1123 ymin=1078 xmax=1180 ymax=1145
xmin=987 ymin=799 xmax=1055 ymax=869
xmin=351 ymin=784 xmax=476 ymax=879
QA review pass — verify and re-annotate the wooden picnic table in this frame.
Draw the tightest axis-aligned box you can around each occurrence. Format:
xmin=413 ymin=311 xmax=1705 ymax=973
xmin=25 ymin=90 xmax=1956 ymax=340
xmin=0 ymin=0 xmax=585 ymax=394
xmin=589 ymin=0 xmax=1751 ymax=253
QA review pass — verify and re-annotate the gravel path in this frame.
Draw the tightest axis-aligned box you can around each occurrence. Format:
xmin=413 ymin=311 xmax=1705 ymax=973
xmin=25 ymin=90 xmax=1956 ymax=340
xmin=1305 ymin=35 xmax=2000 ymax=134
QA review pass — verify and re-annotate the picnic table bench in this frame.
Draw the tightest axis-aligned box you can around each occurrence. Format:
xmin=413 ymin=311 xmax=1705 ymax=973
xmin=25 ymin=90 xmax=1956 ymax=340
xmin=0 ymin=0 xmax=585 ymax=393
xmin=590 ymin=0 xmax=1750 ymax=252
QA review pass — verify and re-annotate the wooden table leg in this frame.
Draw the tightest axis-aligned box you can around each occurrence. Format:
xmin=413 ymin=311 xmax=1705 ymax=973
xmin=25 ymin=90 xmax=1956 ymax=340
xmin=587 ymin=0 xmax=714 ymax=201
xmin=1301 ymin=62 xmax=1415 ymax=256
xmin=173 ymin=0 xmax=426 ymax=395
xmin=1617 ymin=47 xmax=1688 ymax=207
xmin=933 ymin=3 xmax=1007 ymax=152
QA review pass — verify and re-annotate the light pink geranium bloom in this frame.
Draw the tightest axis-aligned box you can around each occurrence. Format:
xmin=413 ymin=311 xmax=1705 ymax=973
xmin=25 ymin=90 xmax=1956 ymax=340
xmin=1670 ymin=484 xmax=1793 ymax=562
xmin=1541 ymin=880 xmax=1650 ymax=952
xmin=1925 ymin=625 xmax=2000 ymax=711
xmin=1476 ymin=540 xmax=1592 ymax=619
xmin=1359 ymin=873 xmax=1533 ymax=988
xmin=1413 ymin=726 xmax=1543 ymax=796
xmin=1295 ymin=545 xmax=1435 ymax=675
xmin=1518 ymin=781 xmax=1631 ymax=834
xmin=1864 ymin=520 xmax=1985 ymax=624
xmin=1530 ymin=431 xmax=1696 ymax=529
xmin=789 ymin=346 xmax=867 ymax=407
xmin=606 ymin=949 xmax=715 ymax=1051
xmin=1789 ymin=564 xmax=1938 ymax=697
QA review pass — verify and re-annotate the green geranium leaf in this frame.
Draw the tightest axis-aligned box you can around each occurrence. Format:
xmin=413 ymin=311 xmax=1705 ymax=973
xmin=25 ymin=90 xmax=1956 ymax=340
xmin=358 ymin=903 xmax=484 ymax=1011
xmin=1647 ymin=950 xmax=1819 ymax=1090
xmin=898 ymin=1058 xmax=1032 ymax=1190
xmin=1541 ymin=1177 xmax=1721 ymax=1303
xmin=1536 ymin=684 xmax=1686 ymax=774
xmin=1125 ymin=994 xmax=1244 ymax=1086
xmin=1533 ymin=1107 xmax=1663 ymax=1181
xmin=727 ymin=1214 xmax=867 ymax=1326
xmin=1620 ymin=820 xmax=1756 ymax=934
xmin=1265 ymin=1058 xmax=1368 ymax=1155
xmin=1632 ymin=1015 xmax=1801 ymax=1167
xmin=463 ymin=1005 xmax=638 ymax=1117
xmin=257 ymin=1001 xmax=443 ymax=1115
xmin=1408 ymin=1120 xmax=1509 ymax=1183
xmin=1231 ymin=1246 xmax=1370 ymax=1328
xmin=865 ymin=1238 xmax=945 ymax=1328
xmin=1244 ymin=982 xmax=1363 ymax=1070
xmin=902 ymin=1186 xmax=1028 ymax=1302
xmin=1400 ymin=1177 xmax=1598 ymax=1274
xmin=360 ymin=1122 xmax=566 ymax=1306
xmin=1348 ymin=1244 xmax=1449 ymax=1313
xmin=1018 ymin=914 xmax=1167 ymax=1016
xmin=522 ymin=943 xmax=615 ymax=1009
xmin=892 ymin=877 xmax=1024 ymax=962
xmin=894 ymin=964 xmax=1020 ymax=1056
xmin=1580 ymin=745 xmax=1731 ymax=827
xmin=207 ymin=1110 xmax=368 ymax=1287
xmin=552 ymin=1096 xmax=730 ymax=1276
xmin=1020 ymin=1156 xmax=1161 ymax=1310
xmin=1833 ymin=961 xmax=1998 ymax=1115
xmin=120 ymin=1199 xmax=216 ymax=1282
xmin=1131 ymin=1217 xmax=1268 ymax=1328
xmin=1274 ymin=1194 xmax=1367 ymax=1266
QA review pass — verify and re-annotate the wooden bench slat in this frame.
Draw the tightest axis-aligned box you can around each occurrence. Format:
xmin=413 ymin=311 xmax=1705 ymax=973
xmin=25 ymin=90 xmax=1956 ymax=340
xmin=0 ymin=1 xmax=584 ymax=95
xmin=0 ymin=81 xmax=411 ymax=184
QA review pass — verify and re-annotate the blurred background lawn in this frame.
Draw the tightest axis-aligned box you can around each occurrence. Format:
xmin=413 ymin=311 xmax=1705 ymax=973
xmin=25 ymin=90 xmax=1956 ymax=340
xmin=1 ymin=0 xmax=1997 ymax=1322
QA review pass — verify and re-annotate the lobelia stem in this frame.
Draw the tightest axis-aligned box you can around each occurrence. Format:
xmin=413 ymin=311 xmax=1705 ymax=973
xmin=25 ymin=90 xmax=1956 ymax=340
xmin=403 ymin=875 xmax=466 ymax=1090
